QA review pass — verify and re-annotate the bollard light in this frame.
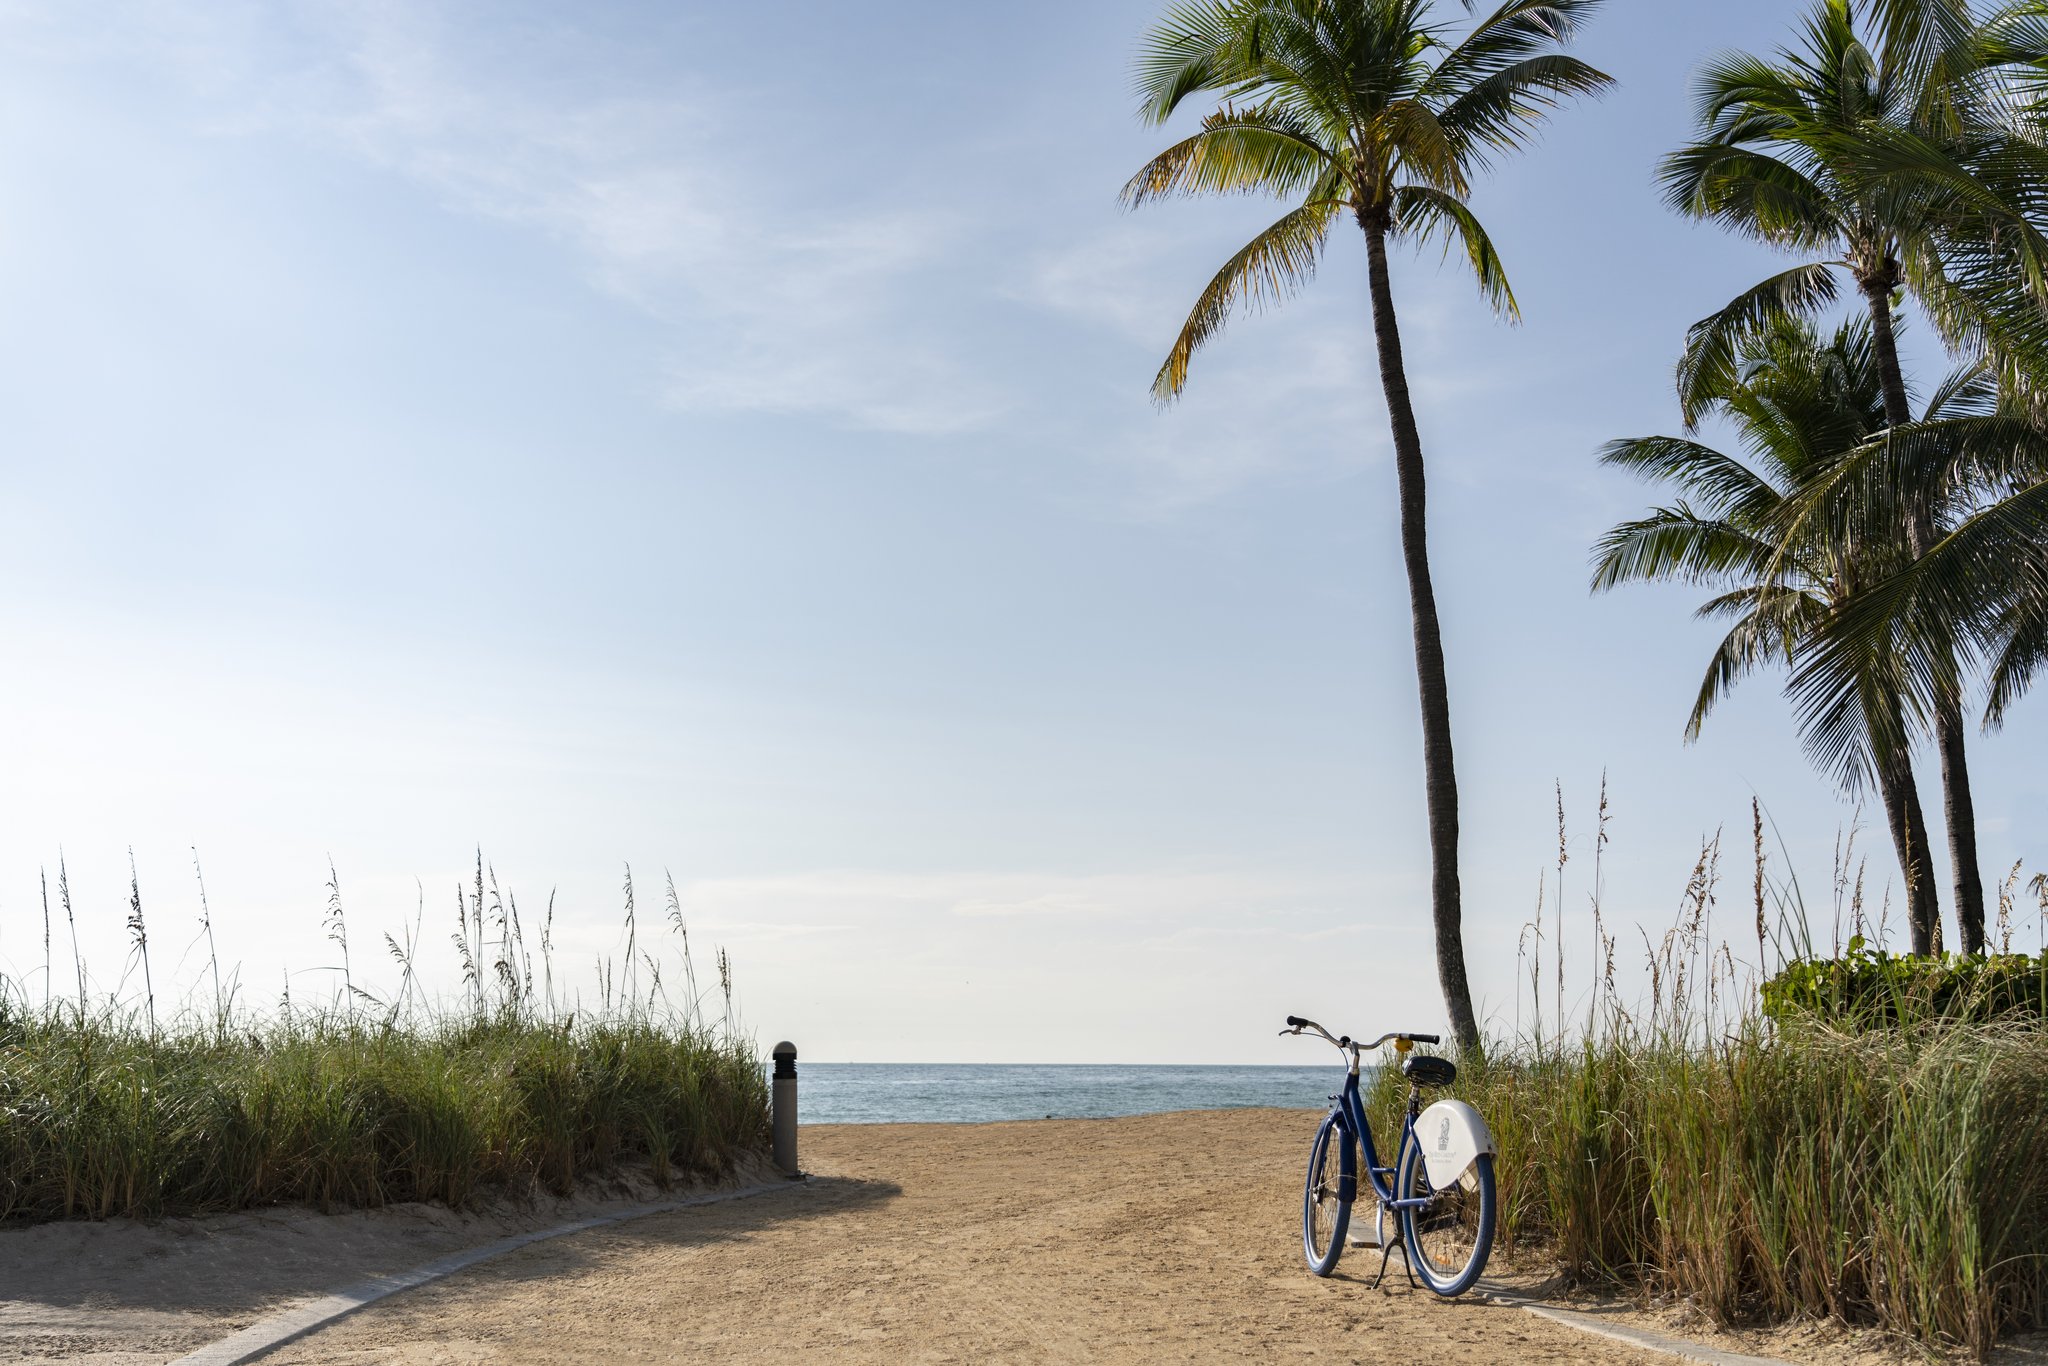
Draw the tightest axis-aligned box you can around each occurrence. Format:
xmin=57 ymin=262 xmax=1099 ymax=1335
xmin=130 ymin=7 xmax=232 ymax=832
xmin=771 ymin=1041 xmax=799 ymax=1177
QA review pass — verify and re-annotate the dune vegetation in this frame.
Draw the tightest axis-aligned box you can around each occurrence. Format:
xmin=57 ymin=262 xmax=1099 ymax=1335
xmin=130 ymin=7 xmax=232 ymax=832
xmin=1364 ymin=800 xmax=2048 ymax=1355
xmin=1463 ymin=1017 xmax=2048 ymax=1355
xmin=0 ymin=857 xmax=767 ymax=1224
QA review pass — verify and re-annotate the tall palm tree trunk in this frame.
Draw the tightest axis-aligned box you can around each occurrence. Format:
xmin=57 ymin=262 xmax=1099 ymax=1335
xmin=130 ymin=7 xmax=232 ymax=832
xmin=1864 ymin=282 xmax=1983 ymax=953
xmin=1874 ymin=739 xmax=1942 ymax=953
xmin=1934 ymin=714 xmax=1984 ymax=952
xmin=1363 ymin=219 xmax=1480 ymax=1054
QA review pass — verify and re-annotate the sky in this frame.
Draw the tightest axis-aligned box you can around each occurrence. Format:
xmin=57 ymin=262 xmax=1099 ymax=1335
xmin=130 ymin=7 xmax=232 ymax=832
xmin=0 ymin=0 xmax=2041 ymax=1064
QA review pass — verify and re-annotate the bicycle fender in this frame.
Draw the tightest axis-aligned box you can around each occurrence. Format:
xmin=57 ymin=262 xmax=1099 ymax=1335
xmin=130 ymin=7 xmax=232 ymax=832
xmin=1416 ymin=1099 xmax=1496 ymax=1189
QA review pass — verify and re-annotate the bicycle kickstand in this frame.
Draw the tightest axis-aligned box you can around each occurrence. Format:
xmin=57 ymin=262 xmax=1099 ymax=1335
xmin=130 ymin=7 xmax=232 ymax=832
xmin=1365 ymin=1211 xmax=1418 ymax=1292
xmin=1367 ymin=1233 xmax=1395 ymax=1290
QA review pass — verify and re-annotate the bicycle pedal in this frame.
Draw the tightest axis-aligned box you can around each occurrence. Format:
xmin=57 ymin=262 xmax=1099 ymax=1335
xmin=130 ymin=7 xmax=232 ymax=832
xmin=1346 ymin=1230 xmax=1383 ymax=1248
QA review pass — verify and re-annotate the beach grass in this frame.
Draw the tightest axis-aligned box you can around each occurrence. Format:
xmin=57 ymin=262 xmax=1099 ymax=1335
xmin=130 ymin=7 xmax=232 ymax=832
xmin=1361 ymin=797 xmax=2048 ymax=1356
xmin=1403 ymin=1020 xmax=2048 ymax=1355
xmin=0 ymin=1004 xmax=767 ymax=1222
xmin=0 ymin=855 xmax=768 ymax=1224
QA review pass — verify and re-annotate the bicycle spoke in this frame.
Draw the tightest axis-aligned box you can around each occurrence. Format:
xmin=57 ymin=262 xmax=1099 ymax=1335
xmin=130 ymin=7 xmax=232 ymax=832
xmin=1406 ymin=1168 xmax=1481 ymax=1274
xmin=1310 ymin=1179 xmax=1341 ymax=1244
xmin=1303 ymin=1119 xmax=1350 ymax=1272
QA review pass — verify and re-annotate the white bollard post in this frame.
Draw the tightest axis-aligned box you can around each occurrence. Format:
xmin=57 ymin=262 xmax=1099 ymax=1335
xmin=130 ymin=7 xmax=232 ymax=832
xmin=771 ymin=1041 xmax=799 ymax=1177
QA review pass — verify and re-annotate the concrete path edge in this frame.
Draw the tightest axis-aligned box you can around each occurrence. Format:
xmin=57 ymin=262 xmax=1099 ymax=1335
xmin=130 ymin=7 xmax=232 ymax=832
xmin=169 ymin=1178 xmax=800 ymax=1366
xmin=1479 ymin=1280 xmax=1798 ymax=1366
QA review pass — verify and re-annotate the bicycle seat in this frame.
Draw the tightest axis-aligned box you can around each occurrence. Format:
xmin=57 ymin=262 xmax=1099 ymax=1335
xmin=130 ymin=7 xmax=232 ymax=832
xmin=1402 ymin=1055 xmax=1457 ymax=1087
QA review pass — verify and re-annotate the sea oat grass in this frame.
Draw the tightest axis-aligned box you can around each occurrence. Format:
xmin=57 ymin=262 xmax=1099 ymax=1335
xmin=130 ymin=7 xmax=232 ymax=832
xmin=1416 ymin=1021 xmax=2048 ymax=1355
xmin=0 ymin=997 xmax=767 ymax=1223
xmin=1439 ymin=792 xmax=2048 ymax=1354
xmin=0 ymin=851 xmax=768 ymax=1224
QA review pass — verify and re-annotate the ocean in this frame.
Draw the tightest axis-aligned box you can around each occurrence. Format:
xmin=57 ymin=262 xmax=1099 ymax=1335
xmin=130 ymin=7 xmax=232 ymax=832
xmin=790 ymin=1062 xmax=1345 ymax=1125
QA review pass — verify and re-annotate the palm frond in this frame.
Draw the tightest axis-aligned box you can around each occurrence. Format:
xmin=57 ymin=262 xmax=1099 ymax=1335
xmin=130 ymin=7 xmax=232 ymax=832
xmin=1785 ymin=482 xmax=2047 ymax=759
xmin=1777 ymin=413 xmax=2048 ymax=559
xmin=1861 ymin=0 xmax=1983 ymax=128
xmin=1424 ymin=0 xmax=1609 ymax=104
xmin=1596 ymin=312 xmax=1942 ymax=801
xmin=1133 ymin=2 xmax=1251 ymax=124
xmin=1688 ymin=49 xmax=1818 ymax=141
xmin=1151 ymin=197 xmax=1342 ymax=402
xmin=1676 ymin=263 xmax=1843 ymax=428
xmin=1385 ymin=99 xmax=1470 ymax=196
xmin=1685 ymin=585 xmax=1824 ymax=741
xmin=1390 ymin=183 xmax=1517 ymax=318
xmin=1920 ymin=357 xmax=1997 ymax=420
xmin=1790 ymin=651 xmax=1904 ymax=797
xmin=1597 ymin=434 xmax=1783 ymax=519
xmin=1588 ymin=503 xmax=1797 ymax=593
xmin=1787 ymin=587 xmax=1938 ymax=792
xmin=1826 ymin=123 xmax=2048 ymax=303
xmin=1985 ymin=534 xmax=2048 ymax=721
xmin=1976 ymin=3 xmax=2048 ymax=117
xmin=1435 ymin=53 xmax=1616 ymax=168
xmin=1120 ymin=104 xmax=1337 ymax=207
xmin=1228 ymin=12 xmax=1350 ymax=137
xmin=1659 ymin=143 xmax=1841 ymax=246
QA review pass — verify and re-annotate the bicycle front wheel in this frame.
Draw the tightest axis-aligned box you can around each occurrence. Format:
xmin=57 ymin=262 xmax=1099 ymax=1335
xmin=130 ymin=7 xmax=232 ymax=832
xmin=1394 ymin=1141 xmax=1495 ymax=1297
xmin=1302 ymin=1112 xmax=1351 ymax=1276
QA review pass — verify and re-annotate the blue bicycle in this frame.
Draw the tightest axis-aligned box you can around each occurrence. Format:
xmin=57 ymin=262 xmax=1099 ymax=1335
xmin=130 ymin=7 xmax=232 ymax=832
xmin=1282 ymin=1014 xmax=1497 ymax=1296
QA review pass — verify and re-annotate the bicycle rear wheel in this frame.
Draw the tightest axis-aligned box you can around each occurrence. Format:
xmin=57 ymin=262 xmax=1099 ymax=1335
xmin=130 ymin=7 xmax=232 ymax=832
xmin=1302 ymin=1112 xmax=1350 ymax=1276
xmin=1394 ymin=1139 xmax=1495 ymax=1297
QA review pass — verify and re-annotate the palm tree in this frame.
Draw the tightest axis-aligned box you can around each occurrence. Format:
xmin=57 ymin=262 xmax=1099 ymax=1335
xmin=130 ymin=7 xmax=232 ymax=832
xmin=1656 ymin=0 xmax=2048 ymax=954
xmin=1123 ymin=0 xmax=1611 ymax=1053
xmin=1593 ymin=318 xmax=1991 ymax=952
xmin=1775 ymin=381 xmax=2048 ymax=801
xmin=1897 ymin=2 xmax=2048 ymax=402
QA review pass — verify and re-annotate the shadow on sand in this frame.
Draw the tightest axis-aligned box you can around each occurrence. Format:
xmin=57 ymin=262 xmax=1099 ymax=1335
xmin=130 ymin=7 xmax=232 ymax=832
xmin=0 ymin=1169 xmax=899 ymax=1359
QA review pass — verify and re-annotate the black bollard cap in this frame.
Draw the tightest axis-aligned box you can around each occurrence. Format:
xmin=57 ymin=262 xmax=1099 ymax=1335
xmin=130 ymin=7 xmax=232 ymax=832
xmin=772 ymin=1041 xmax=797 ymax=1079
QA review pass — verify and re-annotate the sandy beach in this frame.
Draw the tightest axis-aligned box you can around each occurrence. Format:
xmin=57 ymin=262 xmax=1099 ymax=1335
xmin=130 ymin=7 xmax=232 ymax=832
xmin=0 ymin=1155 xmax=780 ymax=1364
xmin=9 ymin=1107 xmax=2043 ymax=1364
xmin=0 ymin=1108 xmax=1638 ymax=1364
xmin=255 ymin=1109 xmax=1655 ymax=1365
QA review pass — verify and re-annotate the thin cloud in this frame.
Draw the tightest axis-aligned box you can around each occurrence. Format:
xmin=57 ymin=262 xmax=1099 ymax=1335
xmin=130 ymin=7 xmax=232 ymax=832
xmin=674 ymin=868 xmax=1388 ymax=923
xmin=62 ymin=0 xmax=1012 ymax=436
xmin=1020 ymin=222 xmax=1190 ymax=343
xmin=1018 ymin=222 xmax=1406 ymax=512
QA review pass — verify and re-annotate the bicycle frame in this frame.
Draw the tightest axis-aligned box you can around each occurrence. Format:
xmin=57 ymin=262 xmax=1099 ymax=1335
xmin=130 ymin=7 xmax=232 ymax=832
xmin=1324 ymin=1055 xmax=1434 ymax=1213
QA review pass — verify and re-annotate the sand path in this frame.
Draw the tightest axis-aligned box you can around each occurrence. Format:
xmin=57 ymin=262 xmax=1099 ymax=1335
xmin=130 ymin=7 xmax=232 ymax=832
xmin=260 ymin=1109 xmax=1661 ymax=1364
xmin=0 ymin=1160 xmax=779 ymax=1365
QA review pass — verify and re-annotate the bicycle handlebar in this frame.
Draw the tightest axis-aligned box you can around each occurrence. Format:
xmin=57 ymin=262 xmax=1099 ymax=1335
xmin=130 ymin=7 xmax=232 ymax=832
xmin=1280 ymin=1017 xmax=1441 ymax=1050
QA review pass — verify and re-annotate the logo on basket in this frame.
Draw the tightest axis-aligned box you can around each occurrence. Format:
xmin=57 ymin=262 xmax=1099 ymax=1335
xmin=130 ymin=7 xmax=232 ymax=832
xmin=1436 ymin=1116 xmax=1452 ymax=1151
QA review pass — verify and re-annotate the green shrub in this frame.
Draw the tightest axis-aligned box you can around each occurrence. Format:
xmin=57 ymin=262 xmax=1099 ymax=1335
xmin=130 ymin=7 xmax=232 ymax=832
xmin=1762 ymin=940 xmax=2048 ymax=1028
